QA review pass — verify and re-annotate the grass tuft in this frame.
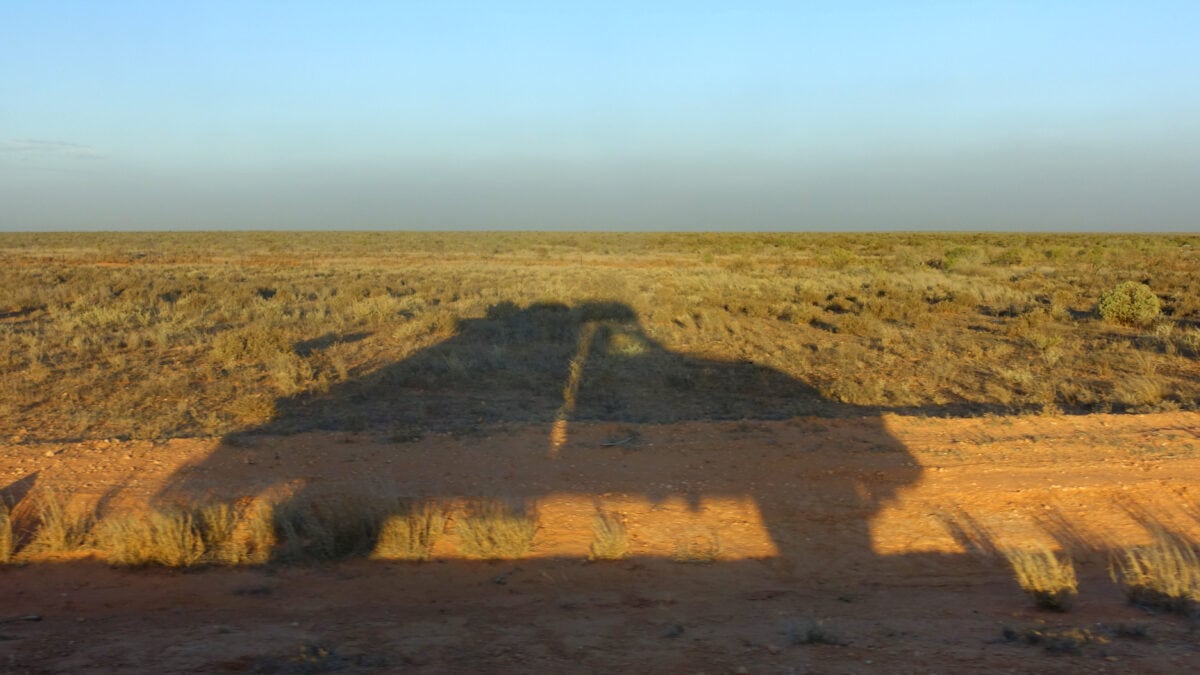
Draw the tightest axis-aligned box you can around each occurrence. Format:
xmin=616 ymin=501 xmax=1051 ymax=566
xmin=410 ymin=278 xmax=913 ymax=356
xmin=194 ymin=502 xmax=246 ymax=565
xmin=236 ymin=499 xmax=278 ymax=564
xmin=1110 ymin=530 xmax=1200 ymax=616
xmin=28 ymin=491 xmax=93 ymax=555
xmin=97 ymin=508 xmax=207 ymax=567
xmin=1005 ymin=546 xmax=1078 ymax=611
xmin=588 ymin=511 xmax=628 ymax=561
xmin=0 ymin=502 xmax=13 ymax=563
xmin=273 ymin=495 xmax=388 ymax=561
xmin=371 ymin=501 xmax=447 ymax=561
xmin=456 ymin=499 xmax=538 ymax=559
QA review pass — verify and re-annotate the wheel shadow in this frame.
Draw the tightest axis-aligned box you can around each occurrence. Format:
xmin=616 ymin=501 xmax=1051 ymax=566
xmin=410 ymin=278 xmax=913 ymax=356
xmin=159 ymin=300 xmax=923 ymax=564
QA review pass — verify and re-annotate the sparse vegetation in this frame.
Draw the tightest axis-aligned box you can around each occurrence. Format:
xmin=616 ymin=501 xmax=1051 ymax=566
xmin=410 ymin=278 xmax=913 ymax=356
xmin=1001 ymin=625 xmax=1106 ymax=655
xmin=1110 ymin=531 xmax=1200 ymax=615
xmin=1098 ymin=281 xmax=1161 ymax=328
xmin=1005 ymin=546 xmax=1078 ymax=611
xmin=588 ymin=511 xmax=628 ymax=561
xmin=1 ymin=232 xmax=1198 ymax=444
xmin=455 ymin=499 xmax=538 ymax=559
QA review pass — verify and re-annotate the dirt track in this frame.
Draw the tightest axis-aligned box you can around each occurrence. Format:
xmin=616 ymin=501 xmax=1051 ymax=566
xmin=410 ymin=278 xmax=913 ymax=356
xmin=2 ymin=412 xmax=1199 ymax=672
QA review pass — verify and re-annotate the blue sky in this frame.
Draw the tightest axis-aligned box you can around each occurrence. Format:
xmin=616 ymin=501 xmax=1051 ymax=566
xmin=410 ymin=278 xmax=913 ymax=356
xmin=2 ymin=1 xmax=1198 ymax=231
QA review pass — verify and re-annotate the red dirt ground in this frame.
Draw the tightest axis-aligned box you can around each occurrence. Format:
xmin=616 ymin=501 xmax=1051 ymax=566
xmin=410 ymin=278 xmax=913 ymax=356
xmin=2 ymin=412 xmax=1199 ymax=673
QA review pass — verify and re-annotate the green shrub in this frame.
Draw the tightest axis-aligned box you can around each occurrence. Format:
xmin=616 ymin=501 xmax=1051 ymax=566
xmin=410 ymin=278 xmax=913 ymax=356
xmin=1098 ymin=282 xmax=1160 ymax=327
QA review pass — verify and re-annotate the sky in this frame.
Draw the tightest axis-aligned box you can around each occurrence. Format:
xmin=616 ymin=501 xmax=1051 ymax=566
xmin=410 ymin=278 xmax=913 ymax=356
xmin=2 ymin=1 xmax=1198 ymax=231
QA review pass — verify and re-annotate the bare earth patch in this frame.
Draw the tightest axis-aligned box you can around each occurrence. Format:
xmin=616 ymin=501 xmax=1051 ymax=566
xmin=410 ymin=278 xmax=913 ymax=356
xmin=2 ymin=411 xmax=1199 ymax=672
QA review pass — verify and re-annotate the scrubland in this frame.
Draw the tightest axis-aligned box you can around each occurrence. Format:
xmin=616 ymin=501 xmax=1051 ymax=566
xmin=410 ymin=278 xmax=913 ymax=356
xmin=1 ymin=231 xmax=1197 ymax=442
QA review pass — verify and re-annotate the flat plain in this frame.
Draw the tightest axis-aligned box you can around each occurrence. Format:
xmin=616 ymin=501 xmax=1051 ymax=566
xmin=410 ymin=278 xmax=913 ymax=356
xmin=2 ymin=231 xmax=1199 ymax=672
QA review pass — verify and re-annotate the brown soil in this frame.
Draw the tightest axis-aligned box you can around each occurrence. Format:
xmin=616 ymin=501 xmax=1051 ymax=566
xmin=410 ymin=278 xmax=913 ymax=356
xmin=3 ymin=412 xmax=1200 ymax=673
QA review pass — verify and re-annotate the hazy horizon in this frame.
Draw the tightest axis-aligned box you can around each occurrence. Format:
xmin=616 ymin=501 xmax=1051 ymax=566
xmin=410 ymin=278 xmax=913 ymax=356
xmin=3 ymin=2 xmax=1198 ymax=232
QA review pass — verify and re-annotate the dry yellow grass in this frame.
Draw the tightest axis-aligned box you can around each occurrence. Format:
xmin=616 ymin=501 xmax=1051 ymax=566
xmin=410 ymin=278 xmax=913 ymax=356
xmin=95 ymin=501 xmax=276 ymax=567
xmin=97 ymin=509 xmax=207 ymax=567
xmin=1005 ymin=546 xmax=1078 ymax=611
xmin=0 ymin=503 xmax=13 ymax=563
xmin=1 ymin=232 xmax=1197 ymax=444
xmin=27 ymin=491 xmax=93 ymax=555
xmin=1110 ymin=531 xmax=1200 ymax=615
xmin=455 ymin=499 xmax=538 ymax=560
xmin=371 ymin=501 xmax=447 ymax=561
xmin=588 ymin=511 xmax=628 ymax=561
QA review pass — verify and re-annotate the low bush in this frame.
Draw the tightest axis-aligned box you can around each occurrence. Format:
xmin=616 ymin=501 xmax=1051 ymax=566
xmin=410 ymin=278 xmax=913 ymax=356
xmin=1098 ymin=281 xmax=1160 ymax=328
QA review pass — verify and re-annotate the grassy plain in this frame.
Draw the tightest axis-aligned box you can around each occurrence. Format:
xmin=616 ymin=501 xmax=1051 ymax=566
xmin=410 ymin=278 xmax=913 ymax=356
xmin=1 ymin=231 xmax=1198 ymax=443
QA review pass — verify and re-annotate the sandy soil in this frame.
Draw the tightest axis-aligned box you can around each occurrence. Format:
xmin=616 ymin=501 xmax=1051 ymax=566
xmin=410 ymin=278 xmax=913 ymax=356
xmin=2 ymin=412 xmax=1199 ymax=673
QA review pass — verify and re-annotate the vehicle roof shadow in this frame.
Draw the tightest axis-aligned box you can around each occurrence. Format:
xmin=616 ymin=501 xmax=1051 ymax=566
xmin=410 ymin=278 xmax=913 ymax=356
xmin=159 ymin=300 xmax=927 ymax=564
